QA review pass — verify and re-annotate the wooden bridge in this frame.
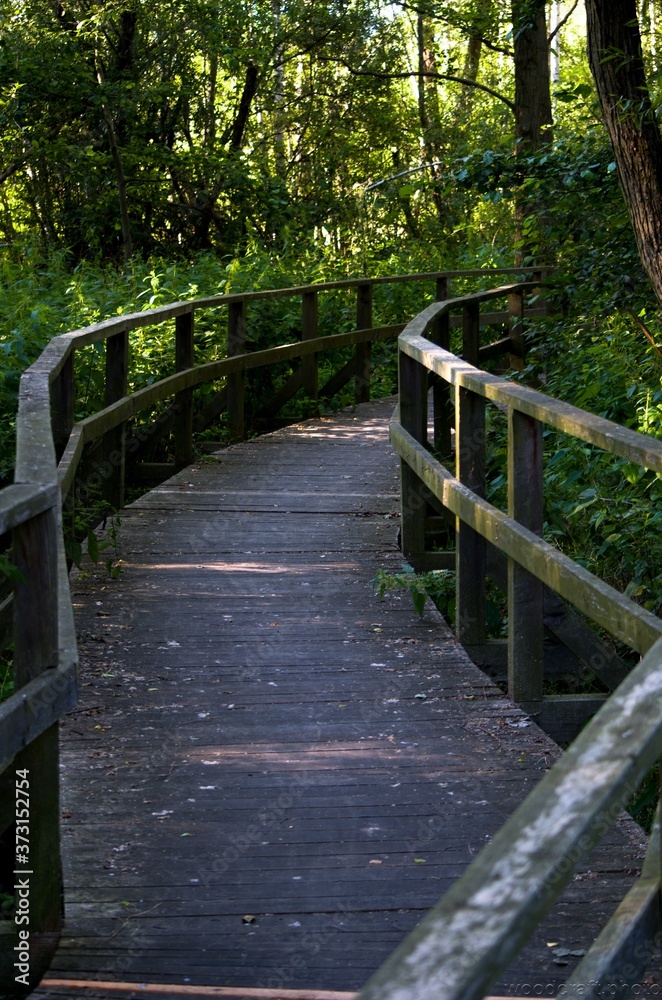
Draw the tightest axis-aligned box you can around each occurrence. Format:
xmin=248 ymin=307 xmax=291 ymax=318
xmin=1 ymin=269 xmax=661 ymax=1000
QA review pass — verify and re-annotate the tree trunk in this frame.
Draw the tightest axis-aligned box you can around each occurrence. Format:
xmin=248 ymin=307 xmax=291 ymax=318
xmin=512 ymin=0 xmax=553 ymax=264
xmin=96 ymin=60 xmax=133 ymax=263
xmin=585 ymin=0 xmax=662 ymax=309
xmin=417 ymin=14 xmax=445 ymax=226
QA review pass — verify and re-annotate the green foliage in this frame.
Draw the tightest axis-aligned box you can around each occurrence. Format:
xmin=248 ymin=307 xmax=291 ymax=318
xmin=372 ymin=565 xmax=455 ymax=620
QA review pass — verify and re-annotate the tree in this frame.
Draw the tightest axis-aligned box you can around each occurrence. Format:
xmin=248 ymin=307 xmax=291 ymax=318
xmin=585 ymin=0 xmax=662 ymax=310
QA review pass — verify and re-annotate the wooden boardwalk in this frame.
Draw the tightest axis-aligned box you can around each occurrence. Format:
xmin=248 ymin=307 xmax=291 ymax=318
xmin=34 ymin=398 xmax=647 ymax=999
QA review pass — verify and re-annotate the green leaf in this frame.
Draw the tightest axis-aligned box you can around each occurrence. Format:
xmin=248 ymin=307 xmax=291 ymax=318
xmin=87 ymin=530 xmax=99 ymax=564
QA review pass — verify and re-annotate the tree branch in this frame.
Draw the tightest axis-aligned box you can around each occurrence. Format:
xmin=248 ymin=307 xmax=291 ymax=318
xmin=548 ymin=0 xmax=579 ymax=44
xmin=319 ymin=57 xmax=515 ymax=111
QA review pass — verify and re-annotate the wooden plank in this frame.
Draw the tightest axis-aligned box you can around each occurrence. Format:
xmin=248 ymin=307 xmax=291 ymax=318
xmin=37 ymin=979 xmax=540 ymax=1000
xmin=559 ymin=805 xmax=661 ymax=999
xmin=0 ymin=483 xmax=57 ymax=535
xmin=41 ymin=983 xmax=359 ymax=999
xmin=357 ymin=635 xmax=662 ymax=1000
xmin=0 ymin=662 xmax=78 ymax=775
xmin=390 ymin=419 xmax=662 ymax=654
xmin=536 ymin=694 xmax=609 ymax=745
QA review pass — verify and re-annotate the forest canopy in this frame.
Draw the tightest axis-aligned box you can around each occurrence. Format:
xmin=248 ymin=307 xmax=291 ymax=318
xmin=0 ymin=0 xmax=641 ymax=268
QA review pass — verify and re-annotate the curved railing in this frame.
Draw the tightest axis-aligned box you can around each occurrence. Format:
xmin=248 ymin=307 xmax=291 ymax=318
xmin=0 ymin=266 xmax=544 ymax=993
xmin=357 ymin=287 xmax=662 ymax=999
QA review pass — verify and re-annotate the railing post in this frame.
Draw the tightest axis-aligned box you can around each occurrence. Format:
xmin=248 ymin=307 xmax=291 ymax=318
xmin=103 ymin=329 xmax=128 ymax=509
xmin=456 ymin=304 xmax=485 ymax=643
xmin=430 ymin=277 xmax=452 ymax=454
xmin=399 ymin=350 xmax=428 ymax=567
xmin=51 ymin=353 xmax=74 ymax=462
xmin=11 ymin=505 xmax=63 ymax=980
xmin=227 ymin=300 xmax=246 ymax=441
xmin=355 ymin=282 xmax=373 ymax=404
xmin=462 ymin=299 xmax=480 ymax=365
xmin=509 ymin=285 xmax=525 ymax=359
xmin=508 ymin=408 xmax=544 ymax=710
xmin=174 ymin=310 xmax=194 ymax=467
xmin=302 ymin=289 xmax=319 ymax=410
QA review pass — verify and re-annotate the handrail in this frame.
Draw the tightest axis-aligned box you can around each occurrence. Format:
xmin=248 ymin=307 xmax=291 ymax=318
xmin=374 ymin=286 xmax=662 ymax=998
xmin=0 ymin=265 xmax=544 ymax=992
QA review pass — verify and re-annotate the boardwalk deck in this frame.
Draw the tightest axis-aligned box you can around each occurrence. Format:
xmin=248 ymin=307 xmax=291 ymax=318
xmin=34 ymin=398 xmax=649 ymax=999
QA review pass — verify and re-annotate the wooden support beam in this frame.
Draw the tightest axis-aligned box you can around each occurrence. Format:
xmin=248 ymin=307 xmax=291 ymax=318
xmin=174 ymin=310 xmax=194 ymax=466
xmin=455 ymin=380 xmax=485 ymax=645
xmin=41 ymin=986 xmax=531 ymax=1000
xmin=398 ymin=352 xmax=428 ymax=567
xmin=193 ymin=387 xmax=228 ymax=433
xmin=8 ymin=505 xmax=63 ymax=988
xmin=227 ymin=300 xmax=246 ymax=441
xmin=257 ymin=367 xmax=304 ymax=421
xmin=430 ymin=276 xmax=452 ymax=455
xmin=507 ymin=407 xmax=544 ymax=711
xmin=102 ymin=329 xmax=128 ymax=509
xmin=355 ymin=282 xmax=373 ymax=403
xmin=319 ymin=354 xmax=360 ymax=400
xmin=51 ymin=352 xmax=74 ymax=462
xmin=508 ymin=287 xmax=525 ymax=358
xmin=302 ymin=289 xmax=319 ymax=408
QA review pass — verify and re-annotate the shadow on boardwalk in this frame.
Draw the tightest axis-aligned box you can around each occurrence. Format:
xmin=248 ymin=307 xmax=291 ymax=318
xmin=35 ymin=398 xmax=645 ymax=998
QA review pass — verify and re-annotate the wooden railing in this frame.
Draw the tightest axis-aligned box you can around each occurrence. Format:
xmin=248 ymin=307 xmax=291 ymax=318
xmin=0 ymin=266 xmax=544 ymax=993
xmin=359 ymin=286 xmax=662 ymax=999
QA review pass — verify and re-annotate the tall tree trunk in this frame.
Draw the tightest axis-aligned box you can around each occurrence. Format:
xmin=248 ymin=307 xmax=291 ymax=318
xmin=272 ymin=0 xmax=287 ymax=180
xmin=95 ymin=59 xmax=133 ymax=263
xmin=512 ymin=0 xmax=553 ymax=264
xmin=586 ymin=0 xmax=662 ymax=310
xmin=417 ymin=14 xmax=445 ymax=226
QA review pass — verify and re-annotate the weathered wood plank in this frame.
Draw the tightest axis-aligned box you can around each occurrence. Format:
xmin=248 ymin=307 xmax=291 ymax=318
xmin=559 ymin=805 xmax=662 ymax=1000
xmin=39 ymin=397 xmax=645 ymax=998
xmin=0 ymin=663 xmax=77 ymax=775
xmin=357 ymin=634 xmax=662 ymax=1000
xmin=0 ymin=483 xmax=57 ymax=535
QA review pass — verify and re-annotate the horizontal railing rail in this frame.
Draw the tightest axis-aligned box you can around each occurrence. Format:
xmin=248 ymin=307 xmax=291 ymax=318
xmin=371 ymin=285 xmax=662 ymax=998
